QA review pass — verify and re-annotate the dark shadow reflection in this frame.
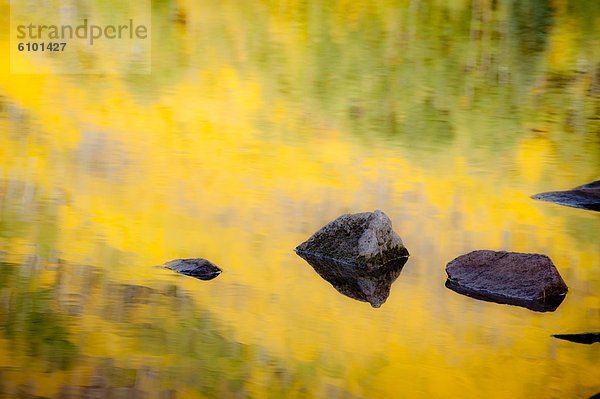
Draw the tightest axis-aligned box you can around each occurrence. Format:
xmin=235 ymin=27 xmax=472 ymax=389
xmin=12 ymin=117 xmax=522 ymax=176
xmin=445 ymin=279 xmax=566 ymax=312
xmin=296 ymin=253 xmax=408 ymax=308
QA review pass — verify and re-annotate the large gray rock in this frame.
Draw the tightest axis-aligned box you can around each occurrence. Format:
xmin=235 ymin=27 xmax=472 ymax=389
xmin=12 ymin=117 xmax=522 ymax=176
xmin=165 ymin=258 xmax=222 ymax=281
xmin=295 ymin=210 xmax=410 ymax=307
xmin=296 ymin=210 xmax=409 ymax=270
xmin=532 ymin=180 xmax=600 ymax=211
xmin=445 ymin=250 xmax=568 ymax=312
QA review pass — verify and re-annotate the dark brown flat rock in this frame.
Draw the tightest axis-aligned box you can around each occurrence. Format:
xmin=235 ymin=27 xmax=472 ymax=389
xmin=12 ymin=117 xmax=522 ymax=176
xmin=295 ymin=210 xmax=409 ymax=307
xmin=531 ymin=180 xmax=600 ymax=211
xmin=552 ymin=332 xmax=600 ymax=345
xmin=445 ymin=250 xmax=568 ymax=312
xmin=165 ymin=258 xmax=222 ymax=281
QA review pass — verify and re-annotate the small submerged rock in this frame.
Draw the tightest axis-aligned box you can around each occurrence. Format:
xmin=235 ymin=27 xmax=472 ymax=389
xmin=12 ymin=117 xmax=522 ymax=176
xmin=295 ymin=210 xmax=409 ymax=307
xmin=532 ymin=180 xmax=600 ymax=211
xmin=445 ymin=250 xmax=568 ymax=312
xmin=552 ymin=332 xmax=600 ymax=345
xmin=165 ymin=258 xmax=222 ymax=281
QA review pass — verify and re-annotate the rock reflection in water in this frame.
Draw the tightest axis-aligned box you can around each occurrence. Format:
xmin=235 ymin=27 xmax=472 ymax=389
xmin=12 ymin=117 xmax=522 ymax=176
xmin=296 ymin=253 xmax=408 ymax=308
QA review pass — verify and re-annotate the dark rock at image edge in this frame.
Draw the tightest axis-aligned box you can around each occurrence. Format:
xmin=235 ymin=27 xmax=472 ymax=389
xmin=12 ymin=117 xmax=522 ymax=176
xmin=552 ymin=332 xmax=600 ymax=345
xmin=532 ymin=180 xmax=600 ymax=211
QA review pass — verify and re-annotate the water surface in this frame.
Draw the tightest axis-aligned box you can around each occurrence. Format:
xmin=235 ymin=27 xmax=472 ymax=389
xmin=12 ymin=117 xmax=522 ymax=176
xmin=0 ymin=1 xmax=599 ymax=398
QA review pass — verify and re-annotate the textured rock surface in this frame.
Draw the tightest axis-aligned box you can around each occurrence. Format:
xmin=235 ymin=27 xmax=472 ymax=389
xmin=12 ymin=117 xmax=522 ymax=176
xmin=295 ymin=210 xmax=409 ymax=307
xmin=295 ymin=210 xmax=409 ymax=272
xmin=532 ymin=180 xmax=600 ymax=211
xmin=298 ymin=253 xmax=408 ymax=308
xmin=445 ymin=250 xmax=568 ymax=312
xmin=552 ymin=332 xmax=600 ymax=345
xmin=165 ymin=258 xmax=222 ymax=280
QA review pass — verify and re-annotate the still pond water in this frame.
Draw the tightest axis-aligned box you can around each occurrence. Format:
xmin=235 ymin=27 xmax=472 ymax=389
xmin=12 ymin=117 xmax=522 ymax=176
xmin=0 ymin=0 xmax=599 ymax=398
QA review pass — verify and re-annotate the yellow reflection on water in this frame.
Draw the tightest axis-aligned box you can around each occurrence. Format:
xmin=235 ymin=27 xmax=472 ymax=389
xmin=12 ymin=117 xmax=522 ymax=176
xmin=0 ymin=0 xmax=599 ymax=398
